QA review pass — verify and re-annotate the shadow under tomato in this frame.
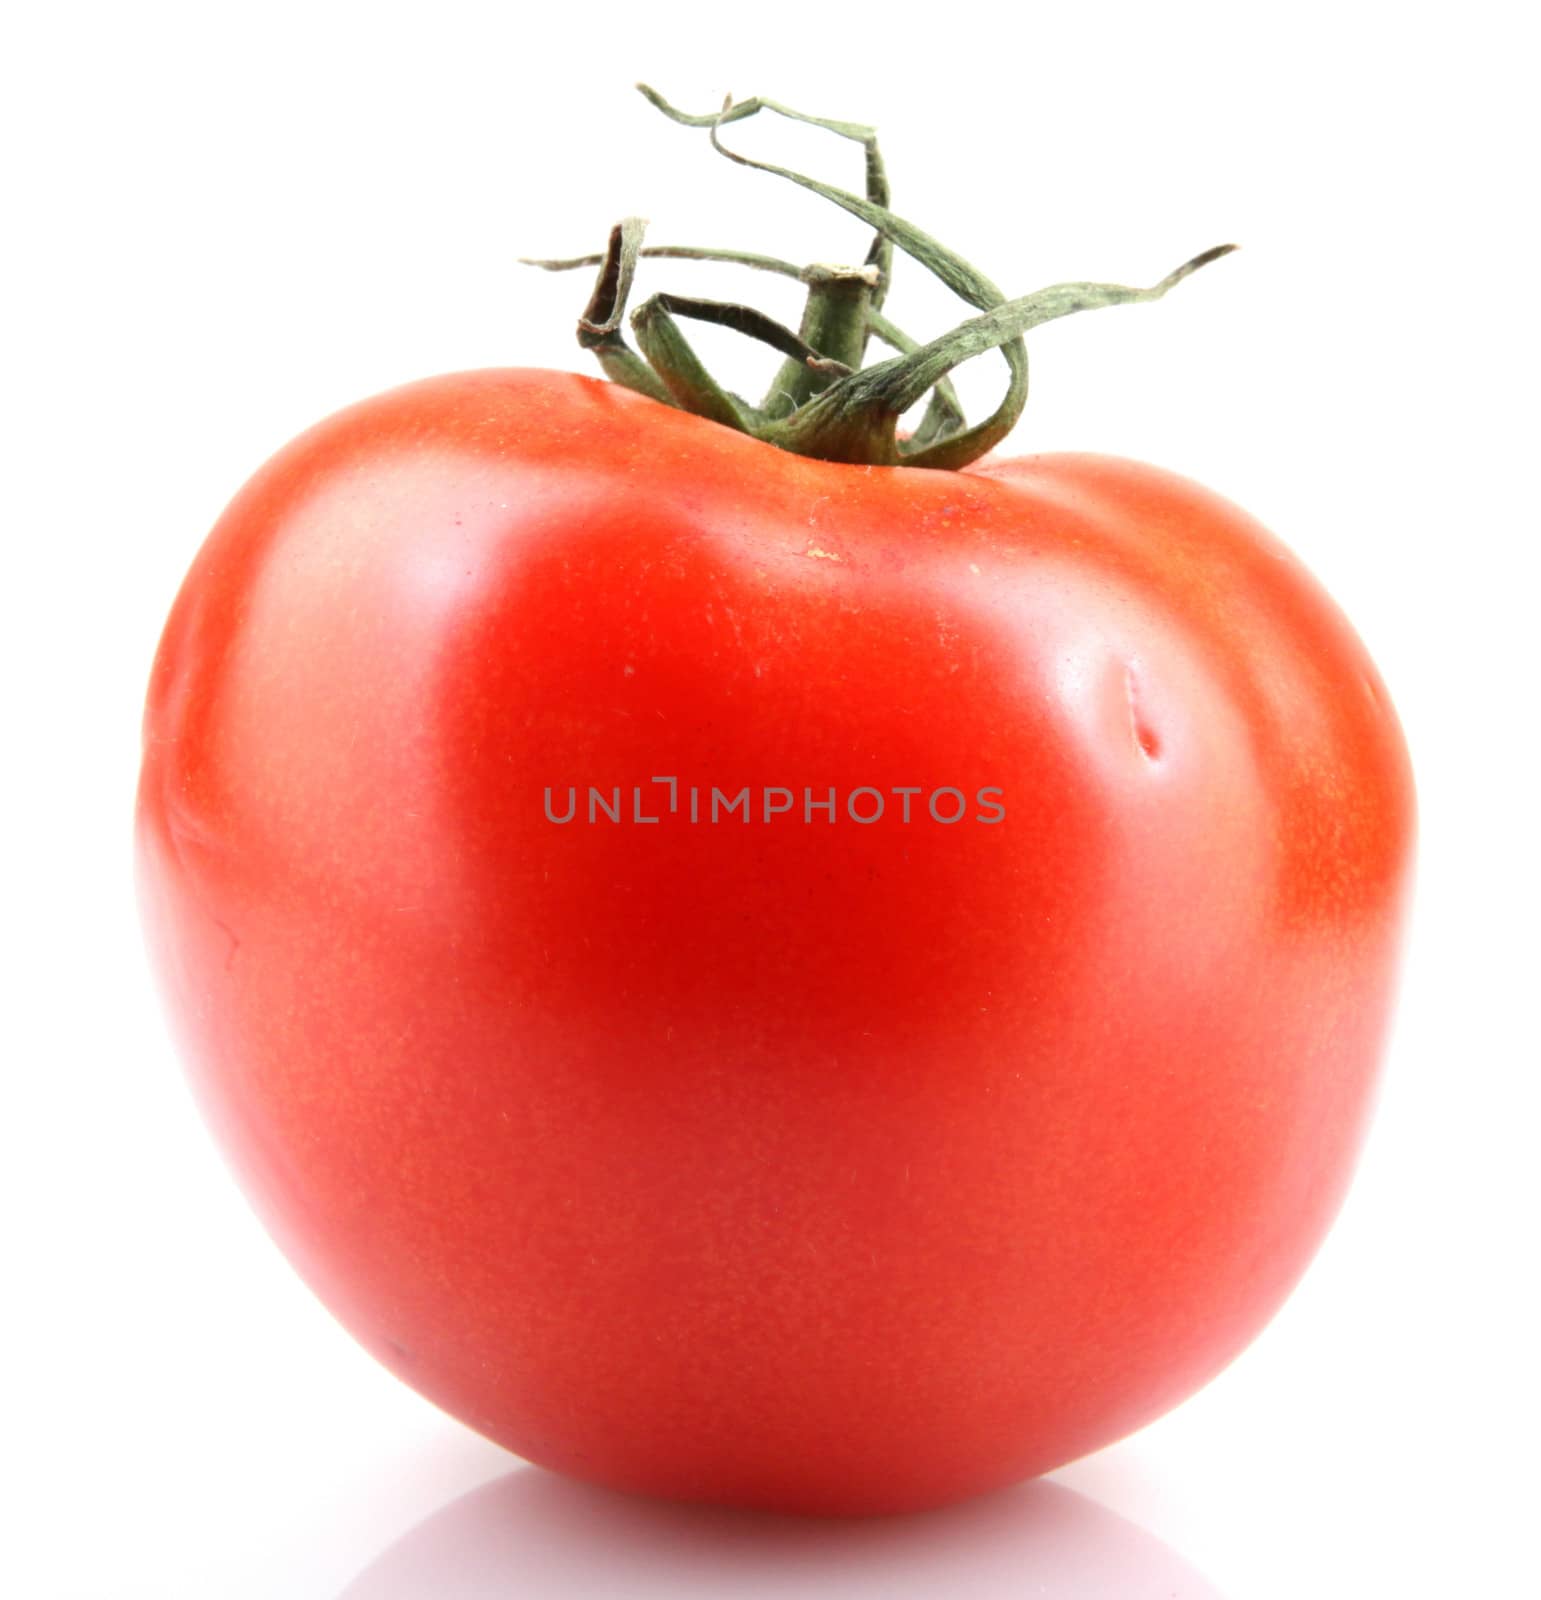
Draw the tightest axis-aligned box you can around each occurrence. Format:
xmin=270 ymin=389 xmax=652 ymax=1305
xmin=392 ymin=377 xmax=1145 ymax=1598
xmin=337 ymin=1465 xmax=1224 ymax=1599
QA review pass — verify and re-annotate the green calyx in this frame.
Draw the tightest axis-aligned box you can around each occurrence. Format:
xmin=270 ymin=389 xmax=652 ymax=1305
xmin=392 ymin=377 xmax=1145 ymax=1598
xmin=522 ymin=87 xmax=1236 ymax=472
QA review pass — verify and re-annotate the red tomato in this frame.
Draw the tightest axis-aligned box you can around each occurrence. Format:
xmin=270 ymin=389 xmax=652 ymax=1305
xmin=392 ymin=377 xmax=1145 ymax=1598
xmin=136 ymin=368 xmax=1414 ymax=1515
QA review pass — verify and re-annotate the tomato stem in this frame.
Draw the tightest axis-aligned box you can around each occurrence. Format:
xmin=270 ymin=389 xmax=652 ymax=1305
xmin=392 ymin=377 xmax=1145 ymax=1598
xmin=522 ymin=89 xmax=1236 ymax=470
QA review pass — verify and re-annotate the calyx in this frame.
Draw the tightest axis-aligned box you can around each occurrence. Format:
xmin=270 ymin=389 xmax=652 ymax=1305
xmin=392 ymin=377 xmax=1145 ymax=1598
xmin=524 ymin=87 xmax=1236 ymax=471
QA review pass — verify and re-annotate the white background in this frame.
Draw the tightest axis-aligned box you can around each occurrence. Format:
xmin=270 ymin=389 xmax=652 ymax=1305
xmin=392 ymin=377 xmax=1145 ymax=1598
xmin=5 ymin=3 xmax=1537 ymax=1595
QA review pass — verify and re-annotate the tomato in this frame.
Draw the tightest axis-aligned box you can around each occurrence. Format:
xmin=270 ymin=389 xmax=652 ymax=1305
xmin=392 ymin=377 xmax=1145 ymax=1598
xmin=136 ymin=366 xmax=1414 ymax=1515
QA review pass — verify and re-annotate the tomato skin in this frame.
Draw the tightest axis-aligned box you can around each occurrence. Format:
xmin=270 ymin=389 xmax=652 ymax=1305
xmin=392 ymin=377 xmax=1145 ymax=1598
xmin=136 ymin=368 xmax=1414 ymax=1515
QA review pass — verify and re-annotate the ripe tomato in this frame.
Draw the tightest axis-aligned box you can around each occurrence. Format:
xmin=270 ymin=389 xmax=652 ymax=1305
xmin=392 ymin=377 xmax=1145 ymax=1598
xmin=136 ymin=367 xmax=1413 ymax=1514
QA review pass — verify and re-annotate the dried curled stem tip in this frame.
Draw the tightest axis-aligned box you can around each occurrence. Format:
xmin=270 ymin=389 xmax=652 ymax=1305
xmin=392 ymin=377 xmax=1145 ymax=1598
xmin=637 ymin=82 xmax=895 ymax=310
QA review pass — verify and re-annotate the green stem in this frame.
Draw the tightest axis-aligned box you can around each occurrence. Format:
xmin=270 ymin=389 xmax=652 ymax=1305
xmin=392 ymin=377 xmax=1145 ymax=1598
xmin=764 ymin=264 xmax=878 ymax=418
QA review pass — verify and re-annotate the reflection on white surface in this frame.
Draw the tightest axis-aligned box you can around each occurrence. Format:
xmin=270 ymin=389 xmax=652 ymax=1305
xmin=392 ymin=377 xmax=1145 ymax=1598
xmin=338 ymin=1466 xmax=1224 ymax=1599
